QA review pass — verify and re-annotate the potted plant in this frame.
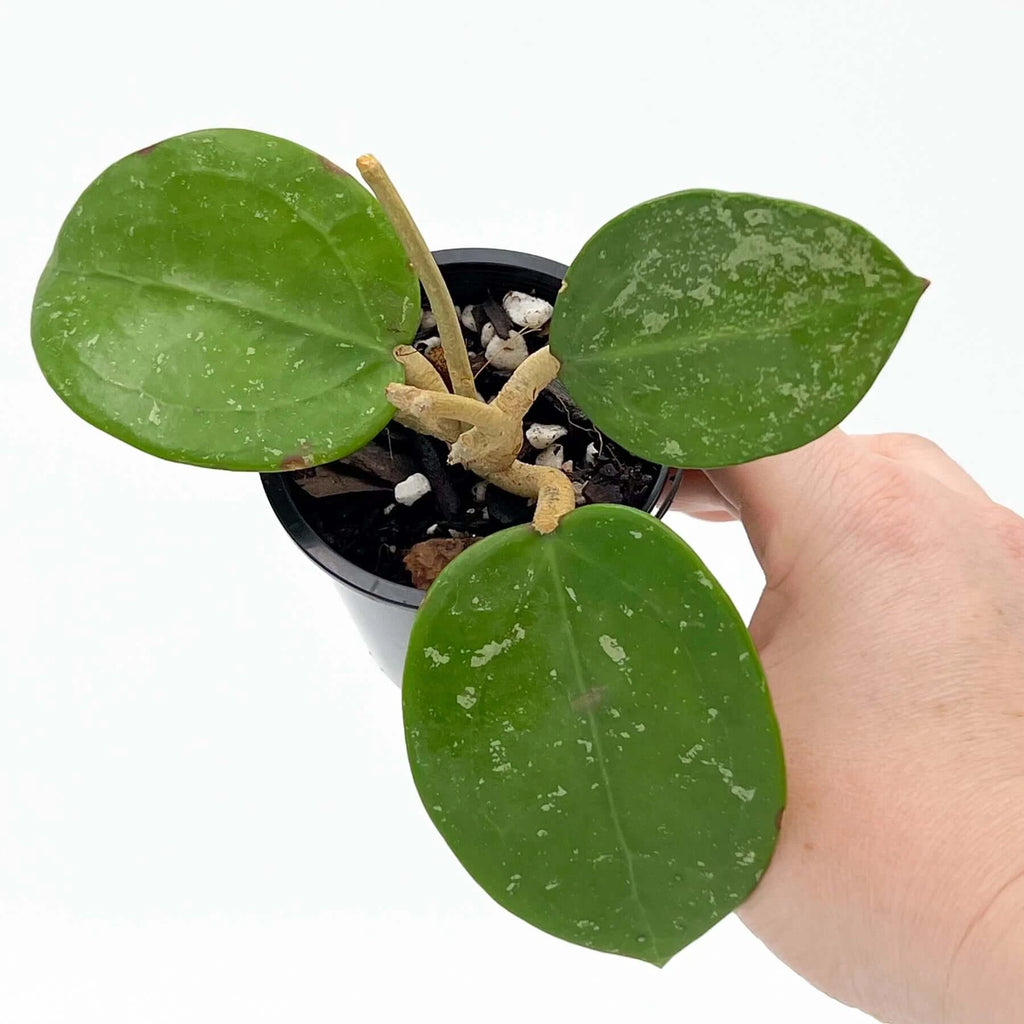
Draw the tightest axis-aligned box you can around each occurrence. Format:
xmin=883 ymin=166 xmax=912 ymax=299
xmin=260 ymin=245 xmax=675 ymax=684
xmin=31 ymin=128 xmax=927 ymax=967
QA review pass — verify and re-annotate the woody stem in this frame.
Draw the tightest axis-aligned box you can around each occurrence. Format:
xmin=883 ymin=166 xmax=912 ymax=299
xmin=356 ymin=155 xmax=476 ymax=405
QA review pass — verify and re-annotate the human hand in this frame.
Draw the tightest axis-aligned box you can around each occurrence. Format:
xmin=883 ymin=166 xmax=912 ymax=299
xmin=674 ymin=431 xmax=1024 ymax=1024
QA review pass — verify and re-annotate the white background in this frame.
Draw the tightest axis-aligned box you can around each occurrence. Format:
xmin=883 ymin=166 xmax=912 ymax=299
xmin=1 ymin=2 xmax=1022 ymax=1021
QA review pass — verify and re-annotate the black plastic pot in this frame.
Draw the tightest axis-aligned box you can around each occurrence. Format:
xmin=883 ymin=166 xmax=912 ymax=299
xmin=261 ymin=249 xmax=679 ymax=685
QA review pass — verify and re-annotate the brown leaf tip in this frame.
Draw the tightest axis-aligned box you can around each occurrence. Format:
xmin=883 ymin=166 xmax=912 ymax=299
xmin=132 ymin=140 xmax=164 ymax=157
xmin=318 ymin=154 xmax=352 ymax=178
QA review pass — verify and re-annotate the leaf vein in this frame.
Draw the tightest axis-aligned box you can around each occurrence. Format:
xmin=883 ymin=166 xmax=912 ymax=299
xmin=545 ymin=542 xmax=663 ymax=962
xmin=50 ymin=265 xmax=383 ymax=353
xmin=565 ymin=283 xmax=921 ymax=365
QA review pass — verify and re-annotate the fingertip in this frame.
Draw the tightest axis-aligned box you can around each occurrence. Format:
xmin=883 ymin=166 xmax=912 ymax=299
xmin=700 ymin=431 xmax=854 ymax=575
xmin=670 ymin=469 xmax=739 ymax=520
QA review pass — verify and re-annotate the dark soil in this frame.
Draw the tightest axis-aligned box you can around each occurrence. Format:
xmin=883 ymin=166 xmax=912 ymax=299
xmin=284 ymin=296 xmax=662 ymax=589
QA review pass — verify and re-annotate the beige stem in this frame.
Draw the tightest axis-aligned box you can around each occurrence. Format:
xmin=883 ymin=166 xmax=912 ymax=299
xmin=385 ymin=379 xmax=462 ymax=443
xmin=393 ymin=345 xmax=447 ymax=394
xmin=448 ymin=346 xmax=562 ymax=475
xmin=492 ymin=346 xmax=561 ymax=421
xmin=488 ymin=460 xmax=576 ymax=535
xmin=356 ymin=155 xmax=477 ymax=405
xmin=387 ymin=385 xmax=503 ymax=433
xmin=385 ymin=377 xmax=575 ymax=533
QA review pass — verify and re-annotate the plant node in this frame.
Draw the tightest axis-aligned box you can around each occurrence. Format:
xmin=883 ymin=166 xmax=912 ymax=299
xmin=448 ymin=346 xmax=561 ymax=475
xmin=385 ymin=345 xmax=575 ymax=533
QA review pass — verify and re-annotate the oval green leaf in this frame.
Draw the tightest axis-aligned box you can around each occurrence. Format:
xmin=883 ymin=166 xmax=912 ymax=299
xmin=32 ymin=129 xmax=419 ymax=470
xmin=403 ymin=504 xmax=785 ymax=966
xmin=550 ymin=191 xmax=928 ymax=466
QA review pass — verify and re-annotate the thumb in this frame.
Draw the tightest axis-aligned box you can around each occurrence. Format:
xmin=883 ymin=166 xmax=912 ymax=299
xmin=705 ymin=429 xmax=851 ymax=582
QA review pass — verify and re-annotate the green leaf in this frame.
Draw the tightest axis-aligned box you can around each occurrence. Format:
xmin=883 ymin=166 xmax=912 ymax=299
xmin=550 ymin=191 xmax=927 ymax=466
xmin=403 ymin=504 xmax=785 ymax=966
xmin=32 ymin=129 xmax=418 ymax=471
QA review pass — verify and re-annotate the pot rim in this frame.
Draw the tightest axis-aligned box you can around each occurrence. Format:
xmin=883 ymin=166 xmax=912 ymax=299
xmin=261 ymin=247 xmax=676 ymax=611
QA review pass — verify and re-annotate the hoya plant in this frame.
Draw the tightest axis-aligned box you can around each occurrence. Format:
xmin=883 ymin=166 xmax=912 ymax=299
xmin=32 ymin=129 xmax=926 ymax=967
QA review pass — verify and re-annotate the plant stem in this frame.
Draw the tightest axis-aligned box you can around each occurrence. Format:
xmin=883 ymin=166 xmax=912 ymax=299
xmin=386 ymin=383 xmax=503 ymax=434
xmin=360 ymin=164 xmax=573 ymax=534
xmin=392 ymin=345 xmax=448 ymax=395
xmin=356 ymin=155 xmax=477 ymax=404
xmin=390 ymin=348 xmax=461 ymax=441
xmin=489 ymin=461 xmax=576 ymax=534
xmin=492 ymin=346 xmax=561 ymax=421
xmin=386 ymin=377 xmax=575 ymax=533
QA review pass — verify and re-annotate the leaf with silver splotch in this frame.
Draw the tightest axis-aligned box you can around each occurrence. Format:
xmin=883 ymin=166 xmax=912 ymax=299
xmin=32 ymin=129 xmax=418 ymax=471
xmin=550 ymin=191 xmax=927 ymax=466
xmin=403 ymin=503 xmax=785 ymax=966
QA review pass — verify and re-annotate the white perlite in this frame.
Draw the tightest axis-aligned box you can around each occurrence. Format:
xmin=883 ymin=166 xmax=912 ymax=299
xmin=419 ymin=309 xmax=437 ymax=332
xmin=525 ymin=423 xmax=568 ymax=449
xmin=480 ymin=322 xmax=496 ymax=346
xmin=395 ymin=473 xmax=432 ymax=505
xmin=417 ymin=334 xmax=441 ymax=352
xmin=584 ymin=442 xmax=599 ymax=466
xmin=503 ymin=290 xmax=554 ymax=329
xmin=535 ymin=443 xmax=565 ymax=469
xmin=485 ymin=330 xmax=529 ymax=370
xmin=471 ymin=480 xmax=488 ymax=503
